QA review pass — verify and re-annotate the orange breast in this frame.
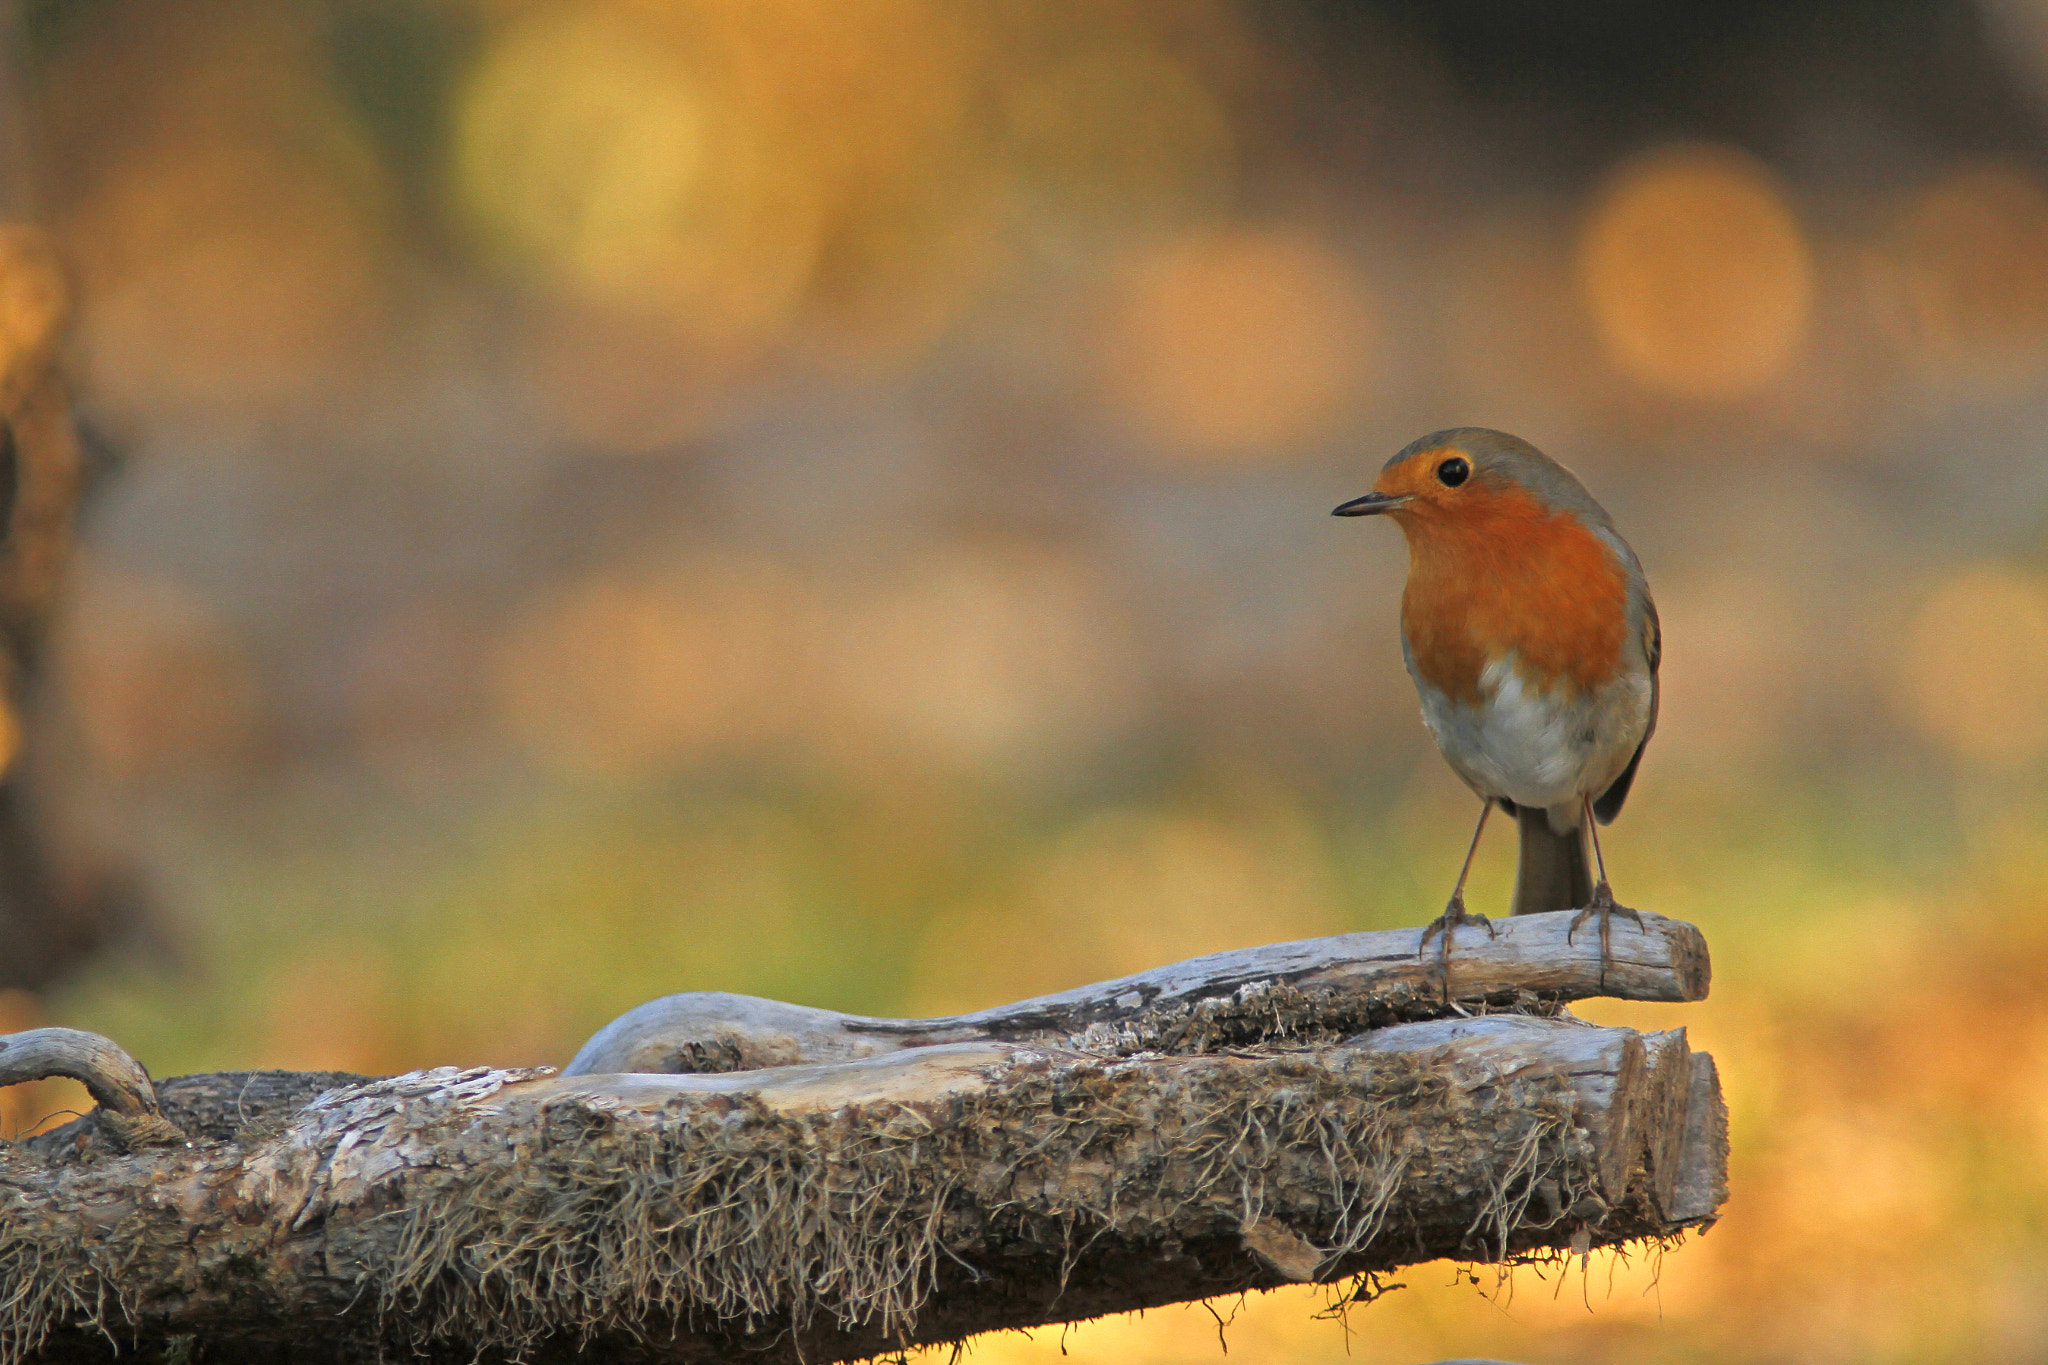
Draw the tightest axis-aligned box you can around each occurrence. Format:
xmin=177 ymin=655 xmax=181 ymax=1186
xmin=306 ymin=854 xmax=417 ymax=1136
xmin=1398 ymin=484 xmax=1629 ymax=704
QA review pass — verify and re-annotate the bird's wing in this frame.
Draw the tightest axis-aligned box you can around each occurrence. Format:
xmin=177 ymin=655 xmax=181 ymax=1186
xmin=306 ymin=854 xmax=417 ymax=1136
xmin=1592 ymin=597 xmax=1658 ymax=825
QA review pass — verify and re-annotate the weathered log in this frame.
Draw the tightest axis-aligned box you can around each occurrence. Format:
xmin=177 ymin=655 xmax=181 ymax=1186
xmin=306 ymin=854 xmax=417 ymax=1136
xmin=2 ymin=1018 xmax=1723 ymax=1365
xmin=566 ymin=908 xmax=1709 ymax=1074
xmin=0 ymin=916 xmax=1725 ymax=1365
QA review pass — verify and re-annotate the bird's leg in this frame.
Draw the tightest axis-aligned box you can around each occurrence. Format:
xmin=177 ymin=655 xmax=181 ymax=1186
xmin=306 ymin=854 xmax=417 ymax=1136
xmin=1568 ymin=797 xmax=1645 ymax=982
xmin=1419 ymin=801 xmax=1498 ymax=980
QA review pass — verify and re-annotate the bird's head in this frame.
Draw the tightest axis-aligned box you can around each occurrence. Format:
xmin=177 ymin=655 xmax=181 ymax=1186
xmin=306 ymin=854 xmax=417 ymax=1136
xmin=1332 ymin=427 xmax=1601 ymax=533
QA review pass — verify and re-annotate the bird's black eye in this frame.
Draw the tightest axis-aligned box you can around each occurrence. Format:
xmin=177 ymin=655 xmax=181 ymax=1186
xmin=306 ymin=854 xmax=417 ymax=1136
xmin=1436 ymin=456 xmax=1470 ymax=487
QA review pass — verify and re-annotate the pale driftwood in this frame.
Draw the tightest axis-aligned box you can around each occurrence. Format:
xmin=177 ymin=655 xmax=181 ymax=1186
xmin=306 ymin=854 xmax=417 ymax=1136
xmin=0 ymin=1005 xmax=1724 ymax=1365
xmin=566 ymin=908 xmax=1709 ymax=1075
xmin=0 ymin=1028 xmax=182 ymax=1150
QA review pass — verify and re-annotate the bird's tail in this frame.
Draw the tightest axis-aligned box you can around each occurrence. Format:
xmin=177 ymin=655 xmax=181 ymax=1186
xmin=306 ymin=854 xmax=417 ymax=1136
xmin=1511 ymin=804 xmax=1593 ymax=915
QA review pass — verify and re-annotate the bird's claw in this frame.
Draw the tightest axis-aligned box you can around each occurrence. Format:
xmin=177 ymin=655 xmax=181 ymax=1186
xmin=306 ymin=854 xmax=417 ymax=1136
xmin=1565 ymin=881 xmax=1644 ymax=942
xmin=1419 ymin=898 xmax=1497 ymax=951
xmin=1419 ymin=893 xmax=1495 ymax=999
xmin=1566 ymin=881 xmax=1643 ymax=990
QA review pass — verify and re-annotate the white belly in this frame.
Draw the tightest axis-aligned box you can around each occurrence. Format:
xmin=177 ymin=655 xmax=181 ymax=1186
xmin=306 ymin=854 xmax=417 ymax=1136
xmin=1413 ymin=654 xmax=1651 ymax=819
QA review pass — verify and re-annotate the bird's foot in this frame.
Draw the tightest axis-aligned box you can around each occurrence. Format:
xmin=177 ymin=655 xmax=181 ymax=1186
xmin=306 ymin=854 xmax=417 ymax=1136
xmin=1566 ymin=881 xmax=1644 ymax=989
xmin=1418 ymin=892 xmax=1496 ymax=991
xmin=1566 ymin=880 xmax=1645 ymax=940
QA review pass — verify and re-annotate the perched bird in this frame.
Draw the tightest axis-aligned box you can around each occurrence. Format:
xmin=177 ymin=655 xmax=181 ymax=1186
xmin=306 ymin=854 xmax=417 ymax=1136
xmin=1333 ymin=428 xmax=1659 ymax=967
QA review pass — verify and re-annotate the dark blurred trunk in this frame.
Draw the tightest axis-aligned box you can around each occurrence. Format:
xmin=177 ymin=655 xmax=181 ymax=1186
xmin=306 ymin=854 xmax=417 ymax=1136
xmin=0 ymin=0 xmax=31 ymax=219
xmin=0 ymin=3 xmax=143 ymax=992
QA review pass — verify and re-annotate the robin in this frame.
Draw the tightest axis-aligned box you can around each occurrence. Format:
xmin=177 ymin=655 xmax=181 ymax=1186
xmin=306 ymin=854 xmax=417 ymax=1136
xmin=1333 ymin=428 xmax=1660 ymax=971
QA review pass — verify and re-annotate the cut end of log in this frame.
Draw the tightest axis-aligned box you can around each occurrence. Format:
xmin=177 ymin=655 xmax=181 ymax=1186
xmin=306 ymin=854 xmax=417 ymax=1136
xmin=1667 ymin=1052 xmax=1731 ymax=1224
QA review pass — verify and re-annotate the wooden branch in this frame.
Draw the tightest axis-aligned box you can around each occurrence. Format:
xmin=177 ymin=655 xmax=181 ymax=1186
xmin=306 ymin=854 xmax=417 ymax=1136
xmin=0 ymin=1028 xmax=181 ymax=1150
xmin=567 ymin=908 xmax=1709 ymax=1074
xmin=0 ymin=918 xmax=1725 ymax=1365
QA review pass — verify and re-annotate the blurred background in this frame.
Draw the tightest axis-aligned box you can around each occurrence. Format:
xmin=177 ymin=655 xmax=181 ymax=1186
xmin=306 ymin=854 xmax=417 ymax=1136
xmin=2 ymin=0 xmax=2048 ymax=1360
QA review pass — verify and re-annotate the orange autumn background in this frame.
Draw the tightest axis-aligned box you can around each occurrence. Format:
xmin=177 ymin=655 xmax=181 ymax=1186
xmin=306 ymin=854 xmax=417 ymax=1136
xmin=6 ymin=2 xmax=2048 ymax=1361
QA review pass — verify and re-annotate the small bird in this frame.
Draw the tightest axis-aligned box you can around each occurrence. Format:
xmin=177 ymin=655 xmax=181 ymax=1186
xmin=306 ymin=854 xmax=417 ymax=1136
xmin=1333 ymin=428 xmax=1659 ymax=969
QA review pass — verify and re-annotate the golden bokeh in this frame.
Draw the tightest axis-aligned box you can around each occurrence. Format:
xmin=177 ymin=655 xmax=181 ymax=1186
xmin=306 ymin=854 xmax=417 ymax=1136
xmin=1868 ymin=162 xmax=2048 ymax=390
xmin=54 ymin=11 xmax=394 ymax=415
xmin=1576 ymin=144 xmax=1814 ymax=400
xmin=452 ymin=4 xmax=821 ymax=350
xmin=0 ymin=227 xmax=68 ymax=403
xmin=1100 ymin=227 xmax=1377 ymax=456
xmin=1002 ymin=42 xmax=1236 ymax=225
xmin=757 ymin=0 xmax=1004 ymax=367
xmin=77 ymin=155 xmax=391 ymax=417
xmin=452 ymin=7 xmax=706 ymax=293
xmin=491 ymin=547 xmax=1147 ymax=783
xmin=1899 ymin=564 xmax=2048 ymax=764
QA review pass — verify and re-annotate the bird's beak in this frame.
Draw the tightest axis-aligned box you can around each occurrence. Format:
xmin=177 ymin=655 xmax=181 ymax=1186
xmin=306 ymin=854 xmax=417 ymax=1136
xmin=1331 ymin=492 xmax=1411 ymax=517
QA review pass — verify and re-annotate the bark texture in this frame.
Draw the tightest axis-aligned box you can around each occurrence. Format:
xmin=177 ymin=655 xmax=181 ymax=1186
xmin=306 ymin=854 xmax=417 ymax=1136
xmin=0 ymin=918 xmax=1726 ymax=1365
